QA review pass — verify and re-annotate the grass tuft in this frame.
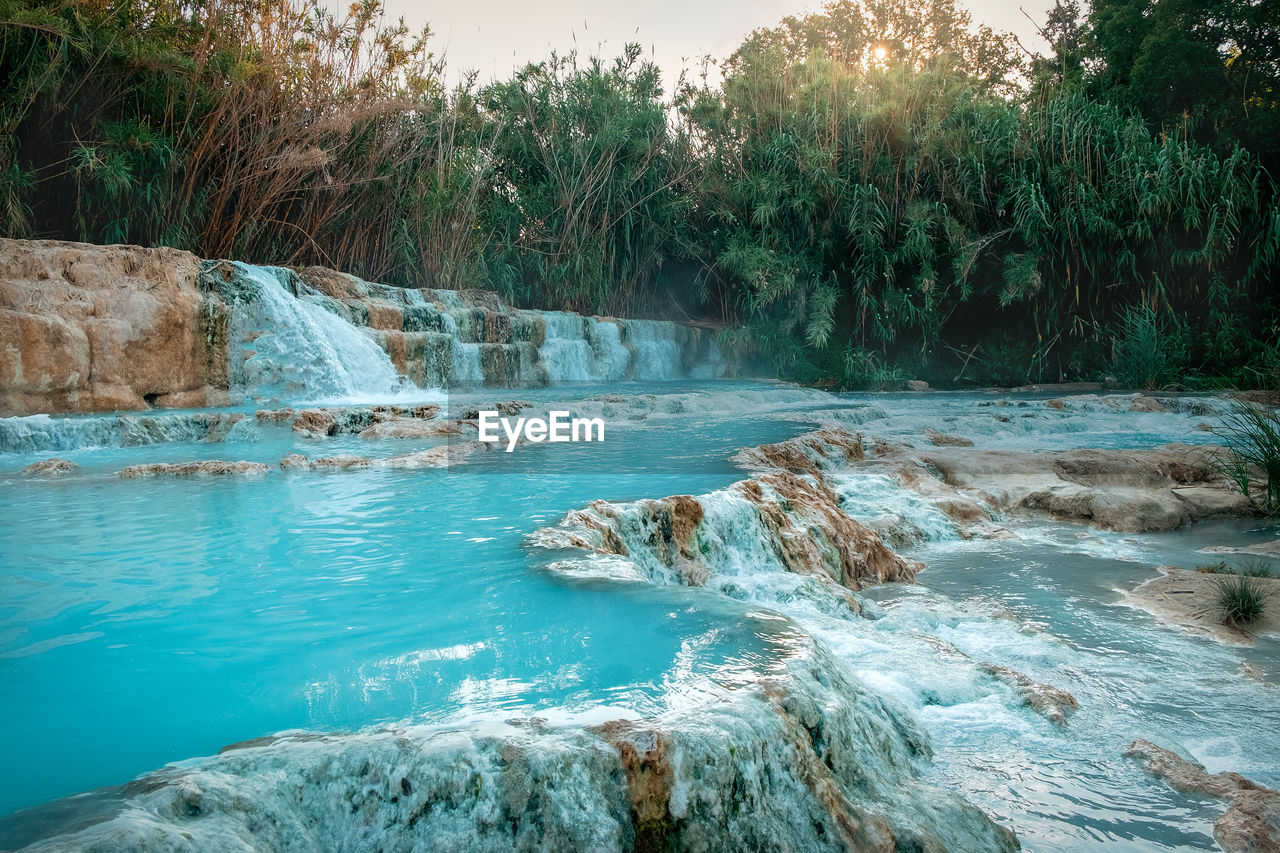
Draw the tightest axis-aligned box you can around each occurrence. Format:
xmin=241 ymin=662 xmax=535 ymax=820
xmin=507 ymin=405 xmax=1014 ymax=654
xmin=1212 ymin=401 xmax=1280 ymax=511
xmin=1214 ymin=574 xmax=1271 ymax=627
xmin=1236 ymin=558 xmax=1276 ymax=578
xmin=1110 ymin=305 xmax=1185 ymax=390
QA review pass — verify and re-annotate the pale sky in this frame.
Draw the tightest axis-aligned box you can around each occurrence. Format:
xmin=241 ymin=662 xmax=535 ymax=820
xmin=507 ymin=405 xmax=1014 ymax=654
xmin=379 ymin=0 xmax=1059 ymax=90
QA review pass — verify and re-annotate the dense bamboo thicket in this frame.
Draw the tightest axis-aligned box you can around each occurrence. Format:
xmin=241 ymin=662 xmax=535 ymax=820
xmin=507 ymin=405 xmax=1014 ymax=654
xmin=2 ymin=0 xmax=1277 ymax=387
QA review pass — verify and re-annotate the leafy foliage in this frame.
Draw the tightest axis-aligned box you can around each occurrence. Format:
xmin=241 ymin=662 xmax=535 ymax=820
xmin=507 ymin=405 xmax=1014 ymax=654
xmin=0 ymin=0 xmax=1277 ymax=385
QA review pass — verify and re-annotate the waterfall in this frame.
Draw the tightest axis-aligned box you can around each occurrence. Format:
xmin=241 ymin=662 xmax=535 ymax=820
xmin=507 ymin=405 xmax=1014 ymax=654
xmin=223 ymin=264 xmax=415 ymax=404
xmin=540 ymin=313 xmax=631 ymax=382
xmin=201 ymin=262 xmax=723 ymax=400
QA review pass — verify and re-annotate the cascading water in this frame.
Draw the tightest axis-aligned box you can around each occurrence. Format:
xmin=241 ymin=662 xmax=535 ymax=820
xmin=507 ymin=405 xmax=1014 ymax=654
xmin=539 ymin=313 xmax=629 ymax=382
xmin=623 ymin=318 xmax=686 ymax=380
xmin=248 ymin=264 xmax=725 ymax=389
xmin=221 ymin=263 xmax=413 ymax=404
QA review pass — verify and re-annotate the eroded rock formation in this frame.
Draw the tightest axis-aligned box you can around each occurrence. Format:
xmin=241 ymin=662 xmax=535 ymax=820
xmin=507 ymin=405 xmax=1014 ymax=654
xmin=119 ymin=461 xmax=269 ymax=478
xmin=10 ymin=646 xmax=1019 ymax=853
xmin=863 ymin=442 xmax=1256 ymax=532
xmin=533 ymin=427 xmax=918 ymax=610
xmin=0 ymin=239 xmax=228 ymax=415
xmin=1126 ymin=739 xmax=1280 ymax=853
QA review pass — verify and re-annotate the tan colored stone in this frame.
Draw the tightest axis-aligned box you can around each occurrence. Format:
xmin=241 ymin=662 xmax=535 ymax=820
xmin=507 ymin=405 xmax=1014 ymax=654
xmin=119 ymin=460 xmax=268 ymax=478
xmin=292 ymin=409 xmax=338 ymax=436
xmin=980 ymin=663 xmax=1078 ymax=726
xmin=1122 ymin=567 xmax=1280 ymax=644
xmin=867 ymin=442 xmax=1257 ymax=532
xmin=1129 ymin=396 xmax=1168 ymax=413
xmin=1126 ymin=739 xmax=1280 ymax=853
xmin=926 ymin=429 xmax=974 ymax=447
xmin=307 ymin=455 xmax=372 ymax=470
xmin=23 ymin=457 xmax=77 ymax=475
xmin=363 ymin=300 xmax=404 ymax=330
xmin=0 ymin=239 xmax=224 ymax=415
xmin=358 ymin=418 xmax=463 ymax=439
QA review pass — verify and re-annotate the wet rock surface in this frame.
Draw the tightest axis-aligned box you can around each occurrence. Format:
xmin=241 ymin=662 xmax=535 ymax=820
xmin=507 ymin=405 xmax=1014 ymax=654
xmin=1 ymin=410 xmax=248 ymax=454
xmin=980 ymin=664 xmax=1078 ymax=727
xmin=288 ymin=405 xmax=443 ymax=438
xmin=8 ymin=646 xmax=1019 ymax=853
xmin=119 ymin=461 xmax=269 ymax=478
xmin=22 ymin=458 xmax=77 ymax=475
xmin=535 ymin=427 xmax=918 ymax=605
xmin=1126 ymin=739 xmax=1280 ymax=853
xmin=865 ymin=442 xmax=1255 ymax=532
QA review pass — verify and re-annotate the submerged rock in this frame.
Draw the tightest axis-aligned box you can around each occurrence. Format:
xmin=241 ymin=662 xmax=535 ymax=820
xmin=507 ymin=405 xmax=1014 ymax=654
xmin=920 ymin=637 xmax=1078 ymax=726
xmin=278 ymin=440 xmax=486 ymax=473
xmin=308 ymin=455 xmax=372 ymax=470
xmin=1129 ymin=396 xmax=1168 ymax=413
xmin=119 ymin=461 xmax=268 ymax=478
xmin=278 ymin=453 xmax=372 ymax=471
xmin=1125 ymin=739 xmax=1280 ymax=853
xmin=22 ymin=457 xmax=77 ymax=475
xmin=290 ymin=405 xmax=450 ymax=439
xmin=925 ymin=429 xmax=974 ymax=447
xmin=278 ymin=453 xmax=310 ymax=471
xmin=358 ymin=418 xmax=463 ymax=439
xmin=459 ymin=400 xmax=531 ymax=420
xmin=0 ymin=411 xmax=247 ymax=454
xmin=980 ymin=664 xmax=1078 ymax=727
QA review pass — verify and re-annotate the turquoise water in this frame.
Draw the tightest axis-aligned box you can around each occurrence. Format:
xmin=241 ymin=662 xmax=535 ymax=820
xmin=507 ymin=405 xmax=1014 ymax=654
xmin=862 ymin=521 xmax=1280 ymax=851
xmin=2 ymin=366 xmax=1277 ymax=849
xmin=1 ymin=384 xmax=832 ymax=821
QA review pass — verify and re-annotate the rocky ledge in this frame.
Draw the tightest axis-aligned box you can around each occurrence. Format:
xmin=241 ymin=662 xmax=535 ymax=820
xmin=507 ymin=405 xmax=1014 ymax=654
xmin=0 ymin=239 xmax=226 ymax=414
xmin=7 ymin=645 xmax=1018 ymax=853
xmin=1126 ymin=739 xmax=1280 ymax=853
xmin=859 ymin=441 xmax=1256 ymax=533
xmin=120 ymin=461 xmax=269 ymax=478
xmin=531 ymin=428 xmax=917 ymax=614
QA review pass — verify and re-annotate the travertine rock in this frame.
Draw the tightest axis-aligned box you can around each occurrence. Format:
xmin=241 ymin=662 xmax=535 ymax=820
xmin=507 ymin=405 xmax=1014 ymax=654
xmin=1126 ymin=739 xmax=1280 ymax=853
xmin=119 ymin=461 xmax=268 ymax=478
xmin=0 ymin=239 xmax=228 ymax=415
xmin=23 ymin=457 xmax=77 ymax=475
